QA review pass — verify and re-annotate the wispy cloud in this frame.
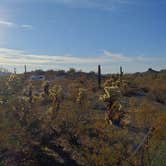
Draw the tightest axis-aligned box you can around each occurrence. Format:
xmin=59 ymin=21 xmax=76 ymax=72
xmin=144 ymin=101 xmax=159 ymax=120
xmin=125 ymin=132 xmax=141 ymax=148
xmin=51 ymin=0 xmax=130 ymax=10
xmin=103 ymin=50 xmax=132 ymax=62
xmin=0 ymin=48 xmax=141 ymax=65
xmin=0 ymin=20 xmax=33 ymax=30
xmin=49 ymin=0 xmax=164 ymax=7
xmin=0 ymin=48 xmax=164 ymax=73
xmin=20 ymin=24 xmax=33 ymax=30
xmin=0 ymin=20 xmax=15 ymax=27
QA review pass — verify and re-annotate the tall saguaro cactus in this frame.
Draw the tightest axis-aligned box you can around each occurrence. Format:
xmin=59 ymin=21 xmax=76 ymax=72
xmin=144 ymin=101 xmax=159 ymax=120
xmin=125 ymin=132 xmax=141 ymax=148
xmin=120 ymin=66 xmax=123 ymax=77
xmin=120 ymin=66 xmax=123 ymax=83
xmin=98 ymin=65 xmax=101 ymax=89
xmin=24 ymin=65 xmax=27 ymax=79
xmin=24 ymin=65 xmax=27 ymax=74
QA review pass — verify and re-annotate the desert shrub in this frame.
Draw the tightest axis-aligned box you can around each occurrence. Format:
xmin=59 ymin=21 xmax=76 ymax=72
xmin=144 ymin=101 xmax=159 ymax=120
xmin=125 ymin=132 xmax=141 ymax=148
xmin=132 ymin=74 xmax=166 ymax=103
xmin=0 ymin=71 xmax=165 ymax=166
xmin=67 ymin=68 xmax=76 ymax=74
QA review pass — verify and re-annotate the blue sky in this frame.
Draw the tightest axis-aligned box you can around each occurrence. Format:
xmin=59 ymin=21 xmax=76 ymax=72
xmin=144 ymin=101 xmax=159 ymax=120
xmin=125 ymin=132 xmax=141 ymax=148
xmin=0 ymin=0 xmax=166 ymax=73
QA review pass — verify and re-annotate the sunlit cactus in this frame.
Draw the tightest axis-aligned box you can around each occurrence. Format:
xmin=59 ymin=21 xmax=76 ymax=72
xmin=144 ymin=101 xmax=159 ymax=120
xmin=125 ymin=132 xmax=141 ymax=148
xmin=100 ymin=86 xmax=121 ymax=103
xmin=5 ymin=74 xmax=21 ymax=92
xmin=8 ymin=74 xmax=16 ymax=82
xmin=103 ymin=78 xmax=114 ymax=87
xmin=104 ymin=74 xmax=129 ymax=95
xmin=103 ymin=75 xmax=119 ymax=87
xmin=76 ymin=88 xmax=87 ymax=105
xmin=100 ymin=77 xmax=128 ymax=126
xmin=49 ymin=85 xmax=64 ymax=111
xmin=42 ymin=81 xmax=50 ymax=95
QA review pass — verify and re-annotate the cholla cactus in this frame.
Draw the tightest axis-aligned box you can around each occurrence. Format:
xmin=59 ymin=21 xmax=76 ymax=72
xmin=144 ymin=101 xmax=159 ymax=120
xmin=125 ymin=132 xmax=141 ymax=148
xmin=76 ymin=88 xmax=87 ymax=105
xmin=100 ymin=77 xmax=128 ymax=126
xmin=104 ymin=75 xmax=129 ymax=94
xmin=103 ymin=78 xmax=114 ymax=87
xmin=42 ymin=81 xmax=49 ymax=95
xmin=8 ymin=74 xmax=16 ymax=81
xmin=49 ymin=85 xmax=64 ymax=111
xmin=5 ymin=74 xmax=22 ymax=94
xmin=100 ymin=86 xmax=121 ymax=103
xmin=103 ymin=75 xmax=120 ymax=87
xmin=6 ymin=74 xmax=16 ymax=87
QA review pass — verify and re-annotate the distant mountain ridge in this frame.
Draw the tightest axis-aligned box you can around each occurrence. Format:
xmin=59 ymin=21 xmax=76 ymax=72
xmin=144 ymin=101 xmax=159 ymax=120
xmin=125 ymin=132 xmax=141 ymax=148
xmin=134 ymin=68 xmax=166 ymax=75
xmin=145 ymin=68 xmax=159 ymax=74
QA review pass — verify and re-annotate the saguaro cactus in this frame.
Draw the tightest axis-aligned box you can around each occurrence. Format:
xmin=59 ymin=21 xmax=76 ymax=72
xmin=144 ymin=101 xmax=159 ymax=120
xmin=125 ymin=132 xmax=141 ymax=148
xmin=98 ymin=65 xmax=101 ymax=89
xmin=24 ymin=65 xmax=27 ymax=79
xmin=24 ymin=65 xmax=27 ymax=74
xmin=120 ymin=66 xmax=123 ymax=83
xmin=120 ymin=66 xmax=123 ymax=77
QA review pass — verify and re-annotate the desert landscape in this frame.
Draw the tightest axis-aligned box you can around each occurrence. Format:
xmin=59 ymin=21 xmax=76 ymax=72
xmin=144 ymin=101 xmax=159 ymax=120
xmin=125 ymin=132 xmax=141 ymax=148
xmin=0 ymin=67 xmax=165 ymax=165
xmin=0 ymin=0 xmax=166 ymax=165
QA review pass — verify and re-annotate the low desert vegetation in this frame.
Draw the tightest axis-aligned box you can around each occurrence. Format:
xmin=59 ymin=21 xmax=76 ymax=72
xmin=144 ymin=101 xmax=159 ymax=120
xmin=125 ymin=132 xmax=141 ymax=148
xmin=0 ymin=69 xmax=165 ymax=166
